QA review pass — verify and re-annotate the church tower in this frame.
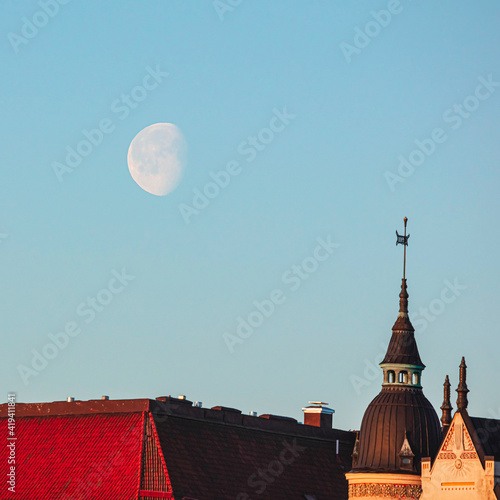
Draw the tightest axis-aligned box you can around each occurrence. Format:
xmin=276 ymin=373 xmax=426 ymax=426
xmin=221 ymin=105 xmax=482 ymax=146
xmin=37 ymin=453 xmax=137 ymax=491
xmin=346 ymin=218 xmax=442 ymax=499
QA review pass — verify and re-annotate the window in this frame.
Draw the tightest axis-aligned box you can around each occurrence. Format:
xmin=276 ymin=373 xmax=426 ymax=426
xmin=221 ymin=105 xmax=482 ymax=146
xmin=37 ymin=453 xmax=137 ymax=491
xmin=388 ymin=370 xmax=395 ymax=383
xmin=398 ymin=371 xmax=408 ymax=383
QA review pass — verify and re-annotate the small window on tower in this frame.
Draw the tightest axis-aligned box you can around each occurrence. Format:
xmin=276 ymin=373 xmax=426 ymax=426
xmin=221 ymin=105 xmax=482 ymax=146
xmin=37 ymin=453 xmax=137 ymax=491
xmin=388 ymin=371 xmax=395 ymax=383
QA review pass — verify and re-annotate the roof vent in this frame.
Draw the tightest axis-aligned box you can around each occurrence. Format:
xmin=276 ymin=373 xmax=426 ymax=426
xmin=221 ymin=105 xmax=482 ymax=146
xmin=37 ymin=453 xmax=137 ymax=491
xmin=249 ymin=411 xmax=258 ymax=417
xmin=259 ymin=414 xmax=298 ymax=424
xmin=155 ymin=395 xmax=192 ymax=405
xmin=178 ymin=395 xmax=186 ymax=400
xmin=211 ymin=406 xmax=242 ymax=414
xmin=194 ymin=401 xmax=202 ymax=408
xmin=101 ymin=395 xmax=109 ymax=400
xmin=302 ymin=401 xmax=335 ymax=429
xmin=67 ymin=397 xmax=75 ymax=402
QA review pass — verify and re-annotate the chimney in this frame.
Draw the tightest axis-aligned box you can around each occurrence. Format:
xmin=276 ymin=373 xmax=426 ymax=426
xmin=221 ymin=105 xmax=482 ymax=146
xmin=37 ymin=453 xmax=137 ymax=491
xmin=302 ymin=401 xmax=335 ymax=429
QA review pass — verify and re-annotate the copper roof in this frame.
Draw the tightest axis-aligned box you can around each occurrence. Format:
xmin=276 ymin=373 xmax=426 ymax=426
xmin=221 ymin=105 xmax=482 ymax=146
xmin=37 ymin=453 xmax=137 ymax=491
xmin=381 ymin=331 xmax=424 ymax=367
xmin=381 ymin=279 xmax=424 ymax=367
xmin=352 ymin=387 xmax=441 ymax=474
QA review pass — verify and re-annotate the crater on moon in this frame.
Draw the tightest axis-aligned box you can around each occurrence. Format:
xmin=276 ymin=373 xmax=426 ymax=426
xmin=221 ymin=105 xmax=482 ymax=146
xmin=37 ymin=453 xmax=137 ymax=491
xmin=127 ymin=123 xmax=187 ymax=196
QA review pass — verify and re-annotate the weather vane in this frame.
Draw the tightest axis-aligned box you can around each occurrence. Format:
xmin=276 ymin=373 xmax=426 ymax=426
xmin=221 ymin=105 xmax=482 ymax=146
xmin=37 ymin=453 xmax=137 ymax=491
xmin=396 ymin=217 xmax=409 ymax=279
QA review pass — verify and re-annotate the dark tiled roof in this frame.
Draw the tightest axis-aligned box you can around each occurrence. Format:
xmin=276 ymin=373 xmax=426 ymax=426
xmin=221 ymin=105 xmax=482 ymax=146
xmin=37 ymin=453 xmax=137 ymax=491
xmin=0 ymin=398 xmax=355 ymax=500
xmin=352 ymin=386 xmax=441 ymax=474
xmin=153 ymin=413 xmax=352 ymax=499
xmin=468 ymin=415 xmax=500 ymax=461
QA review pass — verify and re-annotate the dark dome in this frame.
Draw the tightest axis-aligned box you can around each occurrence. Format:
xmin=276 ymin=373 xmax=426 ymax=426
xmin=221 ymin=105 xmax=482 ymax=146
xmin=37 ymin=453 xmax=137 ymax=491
xmin=353 ymin=386 xmax=441 ymax=474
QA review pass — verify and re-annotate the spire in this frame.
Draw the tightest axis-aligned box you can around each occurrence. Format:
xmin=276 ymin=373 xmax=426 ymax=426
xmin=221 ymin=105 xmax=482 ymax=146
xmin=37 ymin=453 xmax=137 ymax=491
xmin=456 ymin=357 xmax=469 ymax=411
xmin=392 ymin=218 xmax=414 ymax=332
xmin=400 ymin=277 xmax=408 ymax=314
xmin=382 ymin=218 xmax=423 ymax=368
xmin=440 ymin=375 xmax=453 ymax=435
xmin=391 ymin=278 xmax=415 ymax=333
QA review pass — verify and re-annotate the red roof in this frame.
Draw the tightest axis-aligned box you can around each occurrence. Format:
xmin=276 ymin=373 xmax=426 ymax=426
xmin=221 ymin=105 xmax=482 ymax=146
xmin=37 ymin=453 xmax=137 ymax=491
xmin=1 ymin=412 xmax=144 ymax=499
xmin=0 ymin=398 xmax=354 ymax=500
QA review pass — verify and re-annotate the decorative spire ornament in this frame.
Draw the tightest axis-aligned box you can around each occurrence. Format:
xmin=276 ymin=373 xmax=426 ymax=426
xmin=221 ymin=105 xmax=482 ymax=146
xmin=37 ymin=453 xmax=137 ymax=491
xmin=456 ymin=357 xmax=469 ymax=411
xmin=440 ymin=375 xmax=453 ymax=435
xmin=394 ymin=218 xmax=411 ymax=323
xmin=385 ymin=217 xmax=421 ymax=364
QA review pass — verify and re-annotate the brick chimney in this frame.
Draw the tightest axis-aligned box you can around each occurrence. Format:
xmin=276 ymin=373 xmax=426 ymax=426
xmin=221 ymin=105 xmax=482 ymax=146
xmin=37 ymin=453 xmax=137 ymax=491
xmin=302 ymin=402 xmax=335 ymax=429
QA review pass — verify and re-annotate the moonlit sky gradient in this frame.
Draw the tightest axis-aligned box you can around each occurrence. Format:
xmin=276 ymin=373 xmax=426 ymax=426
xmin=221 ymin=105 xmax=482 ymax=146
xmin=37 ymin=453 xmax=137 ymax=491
xmin=1 ymin=1 xmax=500 ymax=429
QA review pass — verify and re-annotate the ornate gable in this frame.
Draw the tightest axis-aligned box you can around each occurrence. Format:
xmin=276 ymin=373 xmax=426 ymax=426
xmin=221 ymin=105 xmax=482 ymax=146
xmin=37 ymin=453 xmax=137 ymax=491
xmin=421 ymin=411 xmax=496 ymax=498
xmin=436 ymin=413 xmax=479 ymax=468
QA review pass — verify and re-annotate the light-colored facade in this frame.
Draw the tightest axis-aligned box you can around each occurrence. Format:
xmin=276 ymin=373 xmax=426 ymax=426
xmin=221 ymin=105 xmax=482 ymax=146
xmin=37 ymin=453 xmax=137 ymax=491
xmin=421 ymin=411 xmax=500 ymax=499
xmin=345 ymin=472 xmax=422 ymax=499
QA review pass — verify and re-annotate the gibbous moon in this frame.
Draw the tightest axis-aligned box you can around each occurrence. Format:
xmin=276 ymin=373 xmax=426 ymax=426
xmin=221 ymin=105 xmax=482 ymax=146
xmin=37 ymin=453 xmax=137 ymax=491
xmin=127 ymin=123 xmax=187 ymax=196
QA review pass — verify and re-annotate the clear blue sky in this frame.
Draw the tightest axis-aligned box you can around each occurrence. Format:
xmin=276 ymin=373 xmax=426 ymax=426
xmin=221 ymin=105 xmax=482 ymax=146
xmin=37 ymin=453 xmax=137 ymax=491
xmin=2 ymin=1 xmax=500 ymax=429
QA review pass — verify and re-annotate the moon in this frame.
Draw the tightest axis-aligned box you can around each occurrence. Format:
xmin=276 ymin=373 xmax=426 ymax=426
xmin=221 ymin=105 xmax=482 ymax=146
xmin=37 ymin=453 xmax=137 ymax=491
xmin=127 ymin=123 xmax=187 ymax=196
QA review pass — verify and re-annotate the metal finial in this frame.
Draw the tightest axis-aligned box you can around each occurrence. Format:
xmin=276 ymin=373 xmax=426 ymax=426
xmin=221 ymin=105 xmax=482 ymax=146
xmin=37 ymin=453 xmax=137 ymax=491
xmin=396 ymin=217 xmax=410 ymax=280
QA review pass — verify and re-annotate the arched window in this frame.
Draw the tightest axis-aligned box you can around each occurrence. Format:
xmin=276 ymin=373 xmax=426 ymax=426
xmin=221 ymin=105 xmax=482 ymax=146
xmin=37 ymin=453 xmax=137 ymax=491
xmin=412 ymin=372 xmax=420 ymax=385
xmin=388 ymin=371 xmax=395 ymax=383
xmin=398 ymin=371 xmax=408 ymax=384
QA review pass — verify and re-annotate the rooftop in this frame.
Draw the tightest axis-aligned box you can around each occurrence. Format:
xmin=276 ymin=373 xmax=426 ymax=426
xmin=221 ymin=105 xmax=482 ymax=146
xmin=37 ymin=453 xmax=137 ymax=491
xmin=0 ymin=395 xmax=356 ymax=500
